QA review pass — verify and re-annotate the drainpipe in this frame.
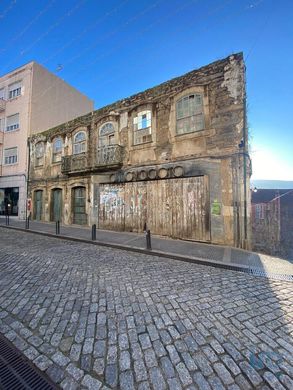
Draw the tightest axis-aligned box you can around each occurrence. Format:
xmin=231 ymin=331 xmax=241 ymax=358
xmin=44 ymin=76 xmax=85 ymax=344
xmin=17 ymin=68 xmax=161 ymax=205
xmin=25 ymin=139 xmax=31 ymax=221
xmin=243 ymin=96 xmax=248 ymax=246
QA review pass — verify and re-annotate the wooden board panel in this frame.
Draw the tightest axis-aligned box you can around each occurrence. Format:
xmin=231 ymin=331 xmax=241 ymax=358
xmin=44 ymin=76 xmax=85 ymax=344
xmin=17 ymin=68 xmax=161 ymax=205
xmin=99 ymin=185 xmax=125 ymax=230
xmin=99 ymin=176 xmax=210 ymax=241
xmin=124 ymin=182 xmax=147 ymax=232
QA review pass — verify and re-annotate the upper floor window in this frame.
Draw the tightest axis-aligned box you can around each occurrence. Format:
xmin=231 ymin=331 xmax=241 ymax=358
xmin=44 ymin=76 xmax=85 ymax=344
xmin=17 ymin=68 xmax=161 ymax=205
xmin=99 ymin=122 xmax=115 ymax=147
xmin=35 ymin=142 xmax=45 ymax=166
xmin=6 ymin=113 xmax=19 ymax=132
xmin=0 ymin=88 xmax=4 ymax=100
xmin=8 ymin=81 xmax=22 ymax=99
xmin=176 ymin=94 xmax=204 ymax=135
xmin=4 ymin=147 xmax=17 ymax=165
xmin=0 ymin=118 xmax=4 ymax=132
xmin=133 ymin=110 xmax=152 ymax=145
xmin=73 ymin=131 xmax=86 ymax=154
xmin=52 ymin=138 xmax=63 ymax=162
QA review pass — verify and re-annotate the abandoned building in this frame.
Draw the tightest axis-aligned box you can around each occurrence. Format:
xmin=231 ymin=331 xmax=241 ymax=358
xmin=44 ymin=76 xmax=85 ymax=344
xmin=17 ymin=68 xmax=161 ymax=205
xmin=251 ymin=189 xmax=293 ymax=259
xmin=28 ymin=53 xmax=251 ymax=249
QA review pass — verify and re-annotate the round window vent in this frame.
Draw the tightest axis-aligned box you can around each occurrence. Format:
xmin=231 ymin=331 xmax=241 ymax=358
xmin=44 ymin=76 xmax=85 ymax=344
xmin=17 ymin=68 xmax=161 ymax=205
xmin=138 ymin=170 xmax=147 ymax=180
xmin=158 ymin=168 xmax=168 ymax=179
xmin=110 ymin=174 xmax=116 ymax=182
xmin=125 ymin=172 xmax=134 ymax=181
xmin=148 ymin=169 xmax=157 ymax=179
xmin=174 ymin=166 xmax=184 ymax=177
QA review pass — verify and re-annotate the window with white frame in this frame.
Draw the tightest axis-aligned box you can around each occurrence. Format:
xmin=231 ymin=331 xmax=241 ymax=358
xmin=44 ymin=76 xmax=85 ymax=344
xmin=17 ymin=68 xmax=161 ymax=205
xmin=73 ymin=131 xmax=86 ymax=154
xmin=133 ymin=110 xmax=152 ymax=145
xmin=0 ymin=118 xmax=4 ymax=132
xmin=4 ymin=147 xmax=18 ymax=165
xmin=6 ymin=113 xmax=19 ymax=132
xmin=99 ymin=122 xmax=115 ymax=146
xmin=8 ymin=81 xmax=22 ymax=99
xmin=52 ymin=138 xmax=63 ymax=162
xmin=176 ymin=93 xmax=204 ymax=135
xmin=35 ymin=142 xmax=45 ymax=166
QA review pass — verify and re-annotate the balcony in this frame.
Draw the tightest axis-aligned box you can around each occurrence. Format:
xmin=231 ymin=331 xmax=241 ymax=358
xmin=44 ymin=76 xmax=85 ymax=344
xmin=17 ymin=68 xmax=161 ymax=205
xmin=61 ymin=154 xmax=89 ymax=175
xmin=0 ymin=98 xmax=6 ymax=112
xmin=95 ymin=144 xmax=124 ymax=170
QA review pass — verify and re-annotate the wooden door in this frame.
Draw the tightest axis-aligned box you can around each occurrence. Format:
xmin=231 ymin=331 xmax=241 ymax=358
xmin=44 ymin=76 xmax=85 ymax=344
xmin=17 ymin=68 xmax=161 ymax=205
xmin=51 ymin=189 xmax=62 ymax=222
xmin=72 ymin=187 xmax=87 ymax=225
xmin=99 ymin=176 xmax=210 ymax=241
xmin=34 ymin=190 xmax=43 ymax=221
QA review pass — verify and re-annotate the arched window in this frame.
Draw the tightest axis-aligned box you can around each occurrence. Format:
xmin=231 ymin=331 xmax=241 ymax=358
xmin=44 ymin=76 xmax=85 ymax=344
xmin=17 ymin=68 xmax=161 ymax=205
xmin=52 ymin=138 xmax=63 ymax=162
xmin=133 ymin=110 xmax=152 ymax=145
xmin=73 ymin=131 xmax=86 ymax=154
xmin=35 ymin=142 xmax=44 ymax=166
xmin=176 ymin=93 xmax=204 ymax=134
xmin=99 ymin=122 xmax=115 ymax=147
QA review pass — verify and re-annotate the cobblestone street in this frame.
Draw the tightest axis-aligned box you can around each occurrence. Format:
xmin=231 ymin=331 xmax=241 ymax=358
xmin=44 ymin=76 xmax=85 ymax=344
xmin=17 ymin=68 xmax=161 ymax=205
xmin=0 ymin=228 xmax=292 ymax=390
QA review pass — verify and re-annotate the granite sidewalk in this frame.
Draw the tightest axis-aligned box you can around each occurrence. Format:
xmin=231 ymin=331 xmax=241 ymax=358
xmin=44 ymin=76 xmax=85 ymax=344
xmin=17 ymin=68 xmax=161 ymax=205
xmin=0 ymin=217 xmax=292 ymax=279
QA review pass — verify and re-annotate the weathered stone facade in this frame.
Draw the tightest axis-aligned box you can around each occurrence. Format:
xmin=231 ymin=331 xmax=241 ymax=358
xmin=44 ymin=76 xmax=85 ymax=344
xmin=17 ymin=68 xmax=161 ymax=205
xmin=28 ymin=53 xmax=251 ymax=248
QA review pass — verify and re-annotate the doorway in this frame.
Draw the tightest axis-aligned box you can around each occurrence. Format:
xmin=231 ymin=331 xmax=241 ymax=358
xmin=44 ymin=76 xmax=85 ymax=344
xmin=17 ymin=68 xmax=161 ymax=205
xmin=51 ymin=189 xmax=62 ymax=222
xmin=34 ymin=190 xmax=43 ymax=220
xmin=72 ymin=187 xmax=87 ymax=224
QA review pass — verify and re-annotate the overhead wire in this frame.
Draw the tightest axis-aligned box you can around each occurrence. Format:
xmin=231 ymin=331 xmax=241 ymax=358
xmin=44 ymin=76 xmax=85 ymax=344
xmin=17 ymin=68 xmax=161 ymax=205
xmin=0 ymin=0 xmax=16 ymax=20
xmin=56 ymin=0 xmax=168 ymax=70
xmin=0 ymin=0 xmax=88 ymax=74
xmin=31 ymin=0 xmax=174 ymax=102
xmin=42 ymin=0 xmax=131 ymax=65
xmin=89 ymin=0 xmax=267 ymax=91
xmin=29 ymin=0 xmax=264 ymax=116
xmin=0 ymin=0 xmax=57 ymax=54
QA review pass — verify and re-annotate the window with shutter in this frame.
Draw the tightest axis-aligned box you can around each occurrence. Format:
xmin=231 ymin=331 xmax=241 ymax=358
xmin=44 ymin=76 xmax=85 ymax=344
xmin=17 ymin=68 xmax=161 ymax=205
xmin=6 ymin=113 xmax=20 ymax=132
xmin=4 ymin=147 xmax=18 ymax=165
xmin=8 ymin=81 xmax=22 ymax=99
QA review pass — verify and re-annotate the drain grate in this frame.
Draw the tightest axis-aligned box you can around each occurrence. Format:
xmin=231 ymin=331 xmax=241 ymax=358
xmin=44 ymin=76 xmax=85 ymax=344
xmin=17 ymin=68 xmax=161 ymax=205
xmin=248 ymin=268 xmax=293 ymax=281
xmin=0 ymin=334 xmax=58 ymax=390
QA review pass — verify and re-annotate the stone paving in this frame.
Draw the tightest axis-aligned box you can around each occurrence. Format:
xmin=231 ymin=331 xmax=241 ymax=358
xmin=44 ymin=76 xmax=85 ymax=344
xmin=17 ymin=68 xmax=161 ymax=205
xmin=0 ymin=227 xmax=292 ymax=390
xmin=1 ymin=217 xmax=293 ymax=276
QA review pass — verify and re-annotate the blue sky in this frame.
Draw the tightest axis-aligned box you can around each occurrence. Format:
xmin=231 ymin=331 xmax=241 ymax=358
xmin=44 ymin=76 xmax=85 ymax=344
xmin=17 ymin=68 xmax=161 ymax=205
xmin=0 ymin=0 xmax=292 ymax=181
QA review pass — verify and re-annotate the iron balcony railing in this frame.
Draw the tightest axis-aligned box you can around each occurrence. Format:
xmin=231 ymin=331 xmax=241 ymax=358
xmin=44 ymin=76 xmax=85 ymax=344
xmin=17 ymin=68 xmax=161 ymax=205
xmin=61 ymin=154 xmax=88 ymax=174
xmin=96 ymin=144 xmax=124 ymax=167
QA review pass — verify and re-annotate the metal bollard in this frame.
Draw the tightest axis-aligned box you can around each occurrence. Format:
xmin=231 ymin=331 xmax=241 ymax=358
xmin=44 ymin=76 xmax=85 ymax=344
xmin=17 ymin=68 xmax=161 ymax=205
xmin=92 ymin=224 xmax=96 ymax=241
xmin=56 ymin=220 xmax=60 ymax=235
xmin=5 ymin=214 xmax=9 ymax=226
xmin=146 ymin=229 xmax=152 ymax=250
xmin=25 ymin=216 xmax=30 ymax=229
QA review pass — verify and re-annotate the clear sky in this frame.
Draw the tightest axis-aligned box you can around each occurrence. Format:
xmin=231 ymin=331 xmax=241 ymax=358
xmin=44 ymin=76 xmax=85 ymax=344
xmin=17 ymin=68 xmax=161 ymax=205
xmin=0 ymin=0 xmax=292 ymax=181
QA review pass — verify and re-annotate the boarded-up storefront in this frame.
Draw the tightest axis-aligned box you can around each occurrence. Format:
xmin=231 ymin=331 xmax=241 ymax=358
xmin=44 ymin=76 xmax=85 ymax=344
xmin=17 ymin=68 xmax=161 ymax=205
xmin=99 ymin=176 xmax=210 ymax=241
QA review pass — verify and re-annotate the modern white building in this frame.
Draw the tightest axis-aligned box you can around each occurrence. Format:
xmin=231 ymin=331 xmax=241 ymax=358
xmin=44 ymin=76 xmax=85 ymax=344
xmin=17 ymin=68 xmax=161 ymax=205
xmin=0 ymin=62 xmax=93 ymax=219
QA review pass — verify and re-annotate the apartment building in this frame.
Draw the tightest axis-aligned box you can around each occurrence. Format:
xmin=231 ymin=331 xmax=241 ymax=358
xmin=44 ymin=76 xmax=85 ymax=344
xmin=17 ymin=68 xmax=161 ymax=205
xmin=0 ymin=62 xmax=93 ymax=219
xmin=28 ymin=53 xmax=251 ymax=249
